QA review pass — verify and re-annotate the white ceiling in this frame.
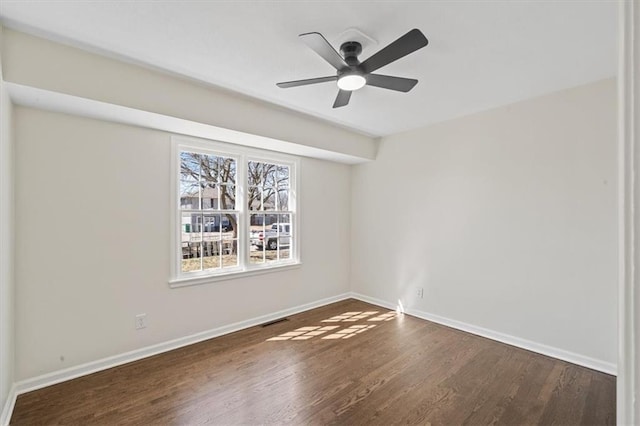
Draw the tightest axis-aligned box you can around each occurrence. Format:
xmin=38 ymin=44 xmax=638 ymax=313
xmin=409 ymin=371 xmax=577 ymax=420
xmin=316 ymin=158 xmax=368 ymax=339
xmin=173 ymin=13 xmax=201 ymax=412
xmin=0 ymin=1 xmax=617 ymax=137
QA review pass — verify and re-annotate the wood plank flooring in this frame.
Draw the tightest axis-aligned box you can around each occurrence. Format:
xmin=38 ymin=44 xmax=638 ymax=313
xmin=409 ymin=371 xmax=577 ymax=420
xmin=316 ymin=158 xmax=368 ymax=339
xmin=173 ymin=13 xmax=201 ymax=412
xmin=10 ymin=299 xmax=615 ymax=425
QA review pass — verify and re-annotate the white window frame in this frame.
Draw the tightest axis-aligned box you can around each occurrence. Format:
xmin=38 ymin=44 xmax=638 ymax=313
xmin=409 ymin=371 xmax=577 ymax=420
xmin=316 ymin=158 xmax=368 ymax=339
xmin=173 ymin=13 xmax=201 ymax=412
xmin=169 ymin=136 xmax=300 ymax=288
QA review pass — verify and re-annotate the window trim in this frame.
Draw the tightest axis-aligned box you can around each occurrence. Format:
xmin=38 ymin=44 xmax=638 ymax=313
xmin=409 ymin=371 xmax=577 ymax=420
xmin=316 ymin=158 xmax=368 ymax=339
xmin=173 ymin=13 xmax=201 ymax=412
xmin=170 ymin=135 xmax=301 ymax=287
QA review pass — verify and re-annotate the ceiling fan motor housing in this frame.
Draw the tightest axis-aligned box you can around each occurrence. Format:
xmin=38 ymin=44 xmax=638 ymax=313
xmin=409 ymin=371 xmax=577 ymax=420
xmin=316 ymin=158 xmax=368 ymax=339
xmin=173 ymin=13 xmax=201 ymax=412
xmin=340 ymin=41 xmax=362 ymax=67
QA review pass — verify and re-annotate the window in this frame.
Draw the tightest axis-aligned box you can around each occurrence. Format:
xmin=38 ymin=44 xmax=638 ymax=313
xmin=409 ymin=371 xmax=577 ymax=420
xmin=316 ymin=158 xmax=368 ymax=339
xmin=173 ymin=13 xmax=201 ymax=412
xmin=171 ymin=137 xmax=299 ymax=286
xmin=247 ymin=161 xmax=292 ymax=264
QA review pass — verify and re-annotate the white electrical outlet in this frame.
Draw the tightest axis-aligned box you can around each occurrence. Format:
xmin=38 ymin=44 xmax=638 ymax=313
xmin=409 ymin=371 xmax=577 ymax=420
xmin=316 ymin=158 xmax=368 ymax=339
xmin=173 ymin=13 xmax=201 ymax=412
xmin=135 ymin=313 xmax=147 ymax=330
xmin=417 ymin=287 xmax=424 ymax=298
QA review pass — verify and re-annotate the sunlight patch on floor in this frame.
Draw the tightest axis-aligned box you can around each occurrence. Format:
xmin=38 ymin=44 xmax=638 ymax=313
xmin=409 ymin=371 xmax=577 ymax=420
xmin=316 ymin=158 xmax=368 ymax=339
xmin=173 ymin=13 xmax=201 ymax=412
xmin=321 ymin=311 xmax=379 ymax=322
xmin=266 ymin=310 xmax=396 ymax=342
xmin=322 ymin=324 xmax=377 ymax=339
xmin=368 ymin=312 xmax=397 ymax=322
xmin=266 ymin=325 xmax=339 ymax=341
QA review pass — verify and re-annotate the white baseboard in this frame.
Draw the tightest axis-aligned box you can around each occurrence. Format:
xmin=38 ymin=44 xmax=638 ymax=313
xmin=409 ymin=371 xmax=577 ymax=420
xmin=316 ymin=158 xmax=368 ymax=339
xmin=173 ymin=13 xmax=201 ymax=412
xmin=11 ymin=293 xmax=352 ymax=401
xmin=350 ymin=292 xmax=617 ymax=376
xmin=1 ymin=384 xmax=17 ymax=426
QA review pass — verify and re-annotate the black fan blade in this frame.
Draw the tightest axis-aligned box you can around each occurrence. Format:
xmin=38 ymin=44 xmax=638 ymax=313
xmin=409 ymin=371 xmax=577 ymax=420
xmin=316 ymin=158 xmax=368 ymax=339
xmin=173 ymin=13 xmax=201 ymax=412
xmin=300 ymin=32 xmax=348 ymax=70
xmin=360 ymin=29 xmax=428 ymax=74
xmin=333 ymin=90 xmax=352 ymax=108
xmin=365 ymin=74 xmax=418 ymax=92
xmin=277 ymin=76 xmax=337 ymax=88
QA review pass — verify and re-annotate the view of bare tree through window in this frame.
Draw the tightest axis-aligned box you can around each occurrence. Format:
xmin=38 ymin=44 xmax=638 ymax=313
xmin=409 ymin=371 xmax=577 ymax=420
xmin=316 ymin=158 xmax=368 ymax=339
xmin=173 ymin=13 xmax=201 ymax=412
xmin=180 ymin=151 xmax=238 ymax=273
xmin=248 ymin=161 xmax=292 ymax=264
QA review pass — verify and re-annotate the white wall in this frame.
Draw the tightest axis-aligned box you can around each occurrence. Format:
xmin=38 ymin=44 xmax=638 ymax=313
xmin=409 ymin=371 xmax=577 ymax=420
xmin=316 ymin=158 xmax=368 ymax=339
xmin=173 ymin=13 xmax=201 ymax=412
xmin=351 ymin=79 xmax=618 ymax=368
xmin=14 ymin=107 xmax=351 ymax=380
xmin=0 ymin=26 xmax=15 ymax=421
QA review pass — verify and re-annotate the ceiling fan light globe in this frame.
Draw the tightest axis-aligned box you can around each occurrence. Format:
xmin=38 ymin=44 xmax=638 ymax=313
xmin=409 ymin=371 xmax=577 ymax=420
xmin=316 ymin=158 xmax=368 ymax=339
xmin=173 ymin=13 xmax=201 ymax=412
xmin=337 ymin=74 xmax=366 ymax=91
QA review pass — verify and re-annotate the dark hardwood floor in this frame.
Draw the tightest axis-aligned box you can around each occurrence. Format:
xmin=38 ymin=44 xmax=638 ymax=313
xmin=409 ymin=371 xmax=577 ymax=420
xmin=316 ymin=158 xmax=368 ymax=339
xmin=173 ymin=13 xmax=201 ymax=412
xmin=11 ymin=299 xmax=615 ymax=425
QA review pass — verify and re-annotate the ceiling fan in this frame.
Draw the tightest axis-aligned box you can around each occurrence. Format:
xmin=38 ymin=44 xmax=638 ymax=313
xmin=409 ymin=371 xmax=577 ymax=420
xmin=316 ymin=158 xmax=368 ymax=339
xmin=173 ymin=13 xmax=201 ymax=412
xmin=276 ymin=29 xmax=428 ymax=108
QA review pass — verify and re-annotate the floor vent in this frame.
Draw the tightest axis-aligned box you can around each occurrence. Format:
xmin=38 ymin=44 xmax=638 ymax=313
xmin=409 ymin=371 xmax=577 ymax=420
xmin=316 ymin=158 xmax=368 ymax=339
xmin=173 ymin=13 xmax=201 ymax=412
xmin=261 ymin=317 xmax=289 ymax=327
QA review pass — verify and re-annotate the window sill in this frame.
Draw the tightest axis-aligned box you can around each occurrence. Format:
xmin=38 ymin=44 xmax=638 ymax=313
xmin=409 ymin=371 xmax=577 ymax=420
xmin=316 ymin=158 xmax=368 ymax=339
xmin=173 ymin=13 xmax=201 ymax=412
xmin=169 ymin=262 xmax=302 ymax=288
